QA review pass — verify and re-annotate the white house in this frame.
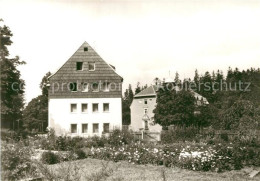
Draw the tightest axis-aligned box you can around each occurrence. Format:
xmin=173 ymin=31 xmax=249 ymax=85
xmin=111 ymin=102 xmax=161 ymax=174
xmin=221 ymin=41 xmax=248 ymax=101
xmin=48 ymin=42 xmax=123 ymax=137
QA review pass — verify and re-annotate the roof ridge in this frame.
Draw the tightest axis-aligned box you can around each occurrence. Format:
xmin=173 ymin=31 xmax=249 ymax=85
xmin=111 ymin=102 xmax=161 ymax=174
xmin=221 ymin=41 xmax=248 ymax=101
xmin=134 ymin=85 xmax=157 ymax=97
xmin=48 ymin=41 xmax=123 ymax=81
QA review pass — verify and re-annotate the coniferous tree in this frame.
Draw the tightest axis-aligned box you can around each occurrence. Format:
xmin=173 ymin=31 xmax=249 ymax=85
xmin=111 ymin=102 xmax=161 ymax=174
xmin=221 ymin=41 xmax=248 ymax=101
xmin=174 ymin=71 xmax=181 ymax=86
xmin=122 ymin=84 xmax=134 ymax=125
xmin=135 ymin=82 xmax=141 ymax=95
xmin=194 ymin=69 xmax=200 ymax=90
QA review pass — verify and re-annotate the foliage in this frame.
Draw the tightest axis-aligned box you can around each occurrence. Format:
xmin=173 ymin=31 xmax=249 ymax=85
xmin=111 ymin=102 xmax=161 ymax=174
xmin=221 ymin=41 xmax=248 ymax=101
xmin=23 ymin=72 xmax=51 ymax=133
xmin=34 ymin=160 xmax=82 ymax=181
xmin=40 ymin=71 xmax=51 ymax=96
xmin=74 ymin=149 xmax=87 ymax=159
xmin=1 ymin=129 xmax=29 ymax=142
xmin=108 ymin=129 xmax=134 ymax=146
xmin=1 ymin=142 xmax=37 ymax=180
xmin=220 ymin=100 xmax=260 ymax=130
xmin=195 ymin=104 xmax=218 ymax=128
xmin=41 ymin=151 xmax=60 ymax=165
xmin=89 ymin=141 xmax=260 ymax=172
xmin=161 ymin=126 xmax=199 ymax=143
xmin=122 ymin=84 xmax=134 ymax=125
xmin=154 ymin=84 xmax=196 ymax=127
xmin=0 ymin=20 xmax=26 ymax=129
xmin=23 ymin=95 xmax=48 ymax=132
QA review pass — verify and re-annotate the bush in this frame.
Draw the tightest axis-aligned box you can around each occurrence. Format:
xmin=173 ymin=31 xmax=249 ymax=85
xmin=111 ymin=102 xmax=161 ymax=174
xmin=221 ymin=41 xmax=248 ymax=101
xmin=1 ymin=142 xmax=37 ymax=180
xmin=74 ymin=149 xmax=87 ymax=159
xmin=1 ymin=129 xmax=29 ymax=142
xmin=41 ymin=151 xmax=60 ymax=165
xmin=161 ymin=126 xmax=199 ymax=143
xmin=108 ymin=129 xmax=134 ymax=146
xmin=220 ymin=132 xmax=229 ymax=142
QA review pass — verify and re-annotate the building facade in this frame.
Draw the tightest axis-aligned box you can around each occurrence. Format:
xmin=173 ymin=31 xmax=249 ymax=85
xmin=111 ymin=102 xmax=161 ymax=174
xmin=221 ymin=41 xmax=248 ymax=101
xmin=48 ymin=42 xmax=123 ymax=137
xmin=130 ymin=81 xmax=208 ymax=134
xmin=130 ymin=85 xmax=162 ymax=133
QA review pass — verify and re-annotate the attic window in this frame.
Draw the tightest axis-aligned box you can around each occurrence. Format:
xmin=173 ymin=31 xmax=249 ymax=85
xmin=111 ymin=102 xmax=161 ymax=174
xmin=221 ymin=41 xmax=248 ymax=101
xmin=76 ymin=62 xmax=83 ymax=70
xmin=84 ymin=47 xmax=88 ymax=51
xmin=69 ymin=82 xmax=77 ymax=92
xmin=88 ymin=62 xmax=95 ymax=71
xmin=92 ymin=82 xmax=99 ymax=92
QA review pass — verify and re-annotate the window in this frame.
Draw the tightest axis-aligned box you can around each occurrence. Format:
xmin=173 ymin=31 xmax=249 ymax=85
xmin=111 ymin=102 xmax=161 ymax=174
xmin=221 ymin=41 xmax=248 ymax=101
xmin=71 ymin=104 xmax=77 ymax=113
xmin=144 ymin=108 xmax=148 ymax=114
xmin=103 ymin=103 xmax=109 ymax=112
xmin=88 ymin=62 xmax=95 ymax=71
xmin=81 ymin=83 xmax=89 ymax=92
xmin=92 ymin=103 xmax=99 ymax=113
xmin=144 ymin=121 xmax=148 ymax=130
xmin=71 ymin=124 xmax=77 ymax=133
xmin=93 ymin=123 xmax=99 ymax=133
xmin=81 ymin=104 xmax=88 ymax=113
xmin=103 ymin=82 xmax=110 ymax=92
xmin=82 ymin=124 xmax=88 ymax=133
xmin=69 ymin=82 xmax=77 ymax=92
xmin=92 ymin=83 xmax=99 ymax=92
xmin=103 ymin=123 xmax=109 ymax=133
xmin=76 ymin=62 xmax=83 ymax=70
xmin=144 ymin=99 xmax=148 ymax=104
xmin=84 ymin=47 xmax=88 ymax=51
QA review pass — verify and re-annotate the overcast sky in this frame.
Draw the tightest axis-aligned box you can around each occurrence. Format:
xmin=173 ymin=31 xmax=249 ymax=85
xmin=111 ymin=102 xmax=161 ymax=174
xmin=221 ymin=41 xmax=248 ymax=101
xmin=1 ymin=0 xmax=260 ymax=104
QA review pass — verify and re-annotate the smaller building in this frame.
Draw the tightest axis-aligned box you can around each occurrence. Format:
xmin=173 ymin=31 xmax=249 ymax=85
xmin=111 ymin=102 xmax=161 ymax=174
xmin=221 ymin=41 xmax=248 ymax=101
xmin=130 ymin=85 xmax=162 ymax=133
xmin=129 ymin=79 xmax=208 ymax=140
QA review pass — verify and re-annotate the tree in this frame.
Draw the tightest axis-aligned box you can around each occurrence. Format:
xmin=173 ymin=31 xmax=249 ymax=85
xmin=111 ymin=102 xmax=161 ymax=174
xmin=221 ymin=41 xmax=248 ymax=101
xmin=122 ymin=84 xmax=134 ymax=125
xmin=22 ymin=95 xmax=48 ymax=132
xmin=174 ymin=71 xmax=181 ymax=86
xmin=1 ymin=20 xmax=26 ymax=129
xmin=193 ymin=69 xmax=200 ymax=88
xmin=153 ymin=83 xmax=196 ymax=128
xmin=23 ymin=72 xmax=50 ymax=132
xmin=40 ymin=71 xmax=51 ymax=96
xmin=220 ymin=100 xmax=260 ymax=131
xmin=135 ymin=82 xmax=141 ymax=95
xmin=195 ymin=104 xmax=218 ymax=128
xmin=199 ymin=71 xmax=214 ymax=103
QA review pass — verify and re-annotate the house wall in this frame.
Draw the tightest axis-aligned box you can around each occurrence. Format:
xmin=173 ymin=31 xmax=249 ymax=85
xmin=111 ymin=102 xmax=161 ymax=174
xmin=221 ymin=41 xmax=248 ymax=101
xmin=48 ymin=97 xmax=122 ymax=137
xmin=130 ymin=96 xmax=162 ymax=132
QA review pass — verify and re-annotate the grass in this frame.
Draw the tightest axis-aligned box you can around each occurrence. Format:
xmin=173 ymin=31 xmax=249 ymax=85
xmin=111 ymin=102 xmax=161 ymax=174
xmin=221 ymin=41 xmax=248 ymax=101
xmin=41 ymin=158 xmax=260 ymax=181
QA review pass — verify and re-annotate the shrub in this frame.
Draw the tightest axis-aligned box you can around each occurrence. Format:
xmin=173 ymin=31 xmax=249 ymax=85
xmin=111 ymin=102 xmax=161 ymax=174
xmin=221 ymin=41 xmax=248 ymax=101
xmin=108 ymin=129 xmax=134 ymax=146
xmin=220 ymin=132 xmax=229 ymax=142
xmin=1 ymin=142 xmax=37 ymax=180
xmin=161 ymin=126 xmax=199 ymax=143
xmin=74 ymin=149 xmax=87 ymax=159
xmin=41 ymin=151 xmax=60 ymax=165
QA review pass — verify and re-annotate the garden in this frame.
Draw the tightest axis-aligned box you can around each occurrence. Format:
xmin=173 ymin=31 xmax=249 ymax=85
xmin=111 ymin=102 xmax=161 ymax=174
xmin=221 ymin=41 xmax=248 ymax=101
xmin=1 ymin=128 xmax=260 ymax=180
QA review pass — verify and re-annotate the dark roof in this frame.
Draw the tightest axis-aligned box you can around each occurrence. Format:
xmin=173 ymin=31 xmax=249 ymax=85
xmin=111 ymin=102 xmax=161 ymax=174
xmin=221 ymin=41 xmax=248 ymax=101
xmin=134 ymin=85 xmax=208 ymax=104
xmin=49 ymin=41 xmax=123 ymax=81
xmin=48 ymin=42 xmax=123 ymax=99
xmin=134 ymin=85 xmax=157 ymax=98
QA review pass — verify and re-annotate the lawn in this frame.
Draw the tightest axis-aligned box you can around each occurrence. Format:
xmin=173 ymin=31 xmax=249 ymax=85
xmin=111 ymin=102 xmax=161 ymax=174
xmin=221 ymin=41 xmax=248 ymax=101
xmin=43 ymin=158 xmax=260 ymax=181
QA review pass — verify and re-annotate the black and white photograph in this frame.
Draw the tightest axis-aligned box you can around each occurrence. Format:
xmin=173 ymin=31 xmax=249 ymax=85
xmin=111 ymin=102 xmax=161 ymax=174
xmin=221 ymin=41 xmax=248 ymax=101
xmin=0 ymin=0 xmax=260 ymax=180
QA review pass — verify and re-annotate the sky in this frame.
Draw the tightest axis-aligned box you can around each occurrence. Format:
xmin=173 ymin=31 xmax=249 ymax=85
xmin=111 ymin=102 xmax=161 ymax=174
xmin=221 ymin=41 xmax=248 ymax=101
xmin=0 ymin=0 xmax=260 ymax=104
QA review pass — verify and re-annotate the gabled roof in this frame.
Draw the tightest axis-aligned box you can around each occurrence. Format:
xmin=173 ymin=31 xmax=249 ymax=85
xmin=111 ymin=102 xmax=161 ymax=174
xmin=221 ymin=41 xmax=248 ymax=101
xmin=134 ymin=84 xmax=209 ymax=104
xmin=134 ymin=85 xmax=157 ymax=98
xmin=49 ymin=41 xmax=122 ymax=81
